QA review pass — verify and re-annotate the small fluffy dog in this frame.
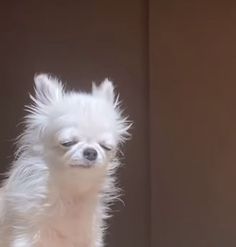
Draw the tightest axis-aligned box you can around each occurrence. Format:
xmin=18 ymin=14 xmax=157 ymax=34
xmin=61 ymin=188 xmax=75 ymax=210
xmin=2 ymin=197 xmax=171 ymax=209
xmin=0 ymin=74 xmax=131 ymax=247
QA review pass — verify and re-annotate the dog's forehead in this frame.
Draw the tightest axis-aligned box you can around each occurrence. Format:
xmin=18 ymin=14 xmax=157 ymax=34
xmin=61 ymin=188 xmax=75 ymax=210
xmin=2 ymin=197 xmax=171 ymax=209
xmin=58 ymin=94 xmax=116 ymax=120
xmin=55 ymin=93 xmax=114 ymax=115
xmin=46 ymin=93 xmax=118 ymax=140
xmin=50 ymin=110 xmax=116 ymax=139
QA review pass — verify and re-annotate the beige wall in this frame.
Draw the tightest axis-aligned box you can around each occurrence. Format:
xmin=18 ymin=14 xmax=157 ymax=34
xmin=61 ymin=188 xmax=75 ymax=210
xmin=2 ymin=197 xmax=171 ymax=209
xmin=150 ymin=1 xmax=236 ymax=246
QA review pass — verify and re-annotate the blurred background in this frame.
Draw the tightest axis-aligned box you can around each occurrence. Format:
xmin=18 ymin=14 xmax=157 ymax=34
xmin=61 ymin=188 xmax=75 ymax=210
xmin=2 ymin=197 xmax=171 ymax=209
xmin=1 ymin=1 xmax=236 ymax=247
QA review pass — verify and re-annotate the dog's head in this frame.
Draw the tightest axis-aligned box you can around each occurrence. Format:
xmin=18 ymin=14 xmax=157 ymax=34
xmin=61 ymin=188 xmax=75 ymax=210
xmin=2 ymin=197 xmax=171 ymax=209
xmin=22 ymin=74 xmax=131 ymax=175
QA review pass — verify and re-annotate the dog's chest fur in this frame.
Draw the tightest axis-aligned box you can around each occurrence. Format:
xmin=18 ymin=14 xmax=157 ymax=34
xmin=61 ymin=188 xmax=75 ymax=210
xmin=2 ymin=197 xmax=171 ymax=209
xmin=37 ymin=193 xmax=98 ymax=247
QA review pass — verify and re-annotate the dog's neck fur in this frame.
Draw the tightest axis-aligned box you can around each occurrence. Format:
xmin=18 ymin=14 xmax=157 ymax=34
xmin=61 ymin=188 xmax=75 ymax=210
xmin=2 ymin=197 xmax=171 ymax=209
xmin=37 ymin=163 xmax=107 ymax=247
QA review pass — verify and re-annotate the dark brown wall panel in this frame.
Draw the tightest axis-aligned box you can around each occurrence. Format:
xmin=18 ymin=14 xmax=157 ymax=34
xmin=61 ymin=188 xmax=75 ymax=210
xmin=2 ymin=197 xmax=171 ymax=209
xmin=0 ymin=1 xmax=149 ymax=246
xmin=150 ymin=1 xmax=236 ymax=246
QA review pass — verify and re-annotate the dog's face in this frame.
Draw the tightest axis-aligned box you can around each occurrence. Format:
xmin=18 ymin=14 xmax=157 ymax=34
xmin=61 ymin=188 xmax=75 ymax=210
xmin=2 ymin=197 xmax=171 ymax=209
xmin=25 ymin=74 xmax=130 ymax=172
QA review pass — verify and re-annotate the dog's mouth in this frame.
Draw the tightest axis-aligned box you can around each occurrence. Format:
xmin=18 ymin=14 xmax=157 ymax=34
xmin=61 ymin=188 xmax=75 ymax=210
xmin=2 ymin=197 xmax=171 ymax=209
xmin=70 ymin=164 xmax=92 ymax=169
xmin=69 ymin=161 xmax=95 ymax=169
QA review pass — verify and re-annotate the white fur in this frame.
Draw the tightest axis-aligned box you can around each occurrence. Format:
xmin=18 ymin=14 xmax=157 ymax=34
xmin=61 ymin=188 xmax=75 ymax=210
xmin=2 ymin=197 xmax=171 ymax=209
xmin=0 ymin=74 xmax=131 ymax=247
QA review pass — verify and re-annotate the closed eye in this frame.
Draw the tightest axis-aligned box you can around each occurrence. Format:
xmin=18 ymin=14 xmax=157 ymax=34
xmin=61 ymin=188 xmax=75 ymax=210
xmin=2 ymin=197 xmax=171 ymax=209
xmin=60 ymin=140 xmax=78 ymax=147
xmin=99 ymin=143 xmax=112 ymax=151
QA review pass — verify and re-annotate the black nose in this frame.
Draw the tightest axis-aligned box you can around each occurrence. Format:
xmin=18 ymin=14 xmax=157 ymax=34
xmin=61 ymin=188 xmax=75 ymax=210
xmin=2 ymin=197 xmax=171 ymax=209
xmin=83 ymin=148 xmax=98 ymax=161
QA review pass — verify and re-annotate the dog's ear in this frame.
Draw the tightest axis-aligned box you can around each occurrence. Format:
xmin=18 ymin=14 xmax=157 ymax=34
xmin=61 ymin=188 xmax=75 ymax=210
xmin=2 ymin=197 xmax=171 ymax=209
xmin=34 ymin=74 xmax=63 ymax=105
xmin=92 ymin=78 xmax=115 ymax=104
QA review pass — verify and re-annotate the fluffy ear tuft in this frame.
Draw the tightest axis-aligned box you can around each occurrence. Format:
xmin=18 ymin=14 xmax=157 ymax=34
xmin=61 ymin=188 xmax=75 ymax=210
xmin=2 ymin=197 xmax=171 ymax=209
xmin=34 ymin=74 xmax=63 ymax=105
xmin=92 ymin=78 xmax=115 ymax=104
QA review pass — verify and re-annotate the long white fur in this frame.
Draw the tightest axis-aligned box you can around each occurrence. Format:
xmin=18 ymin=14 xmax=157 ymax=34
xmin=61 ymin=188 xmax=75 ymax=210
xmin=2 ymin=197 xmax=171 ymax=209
xmin=0 ymin=74 xmax=131 ymax=247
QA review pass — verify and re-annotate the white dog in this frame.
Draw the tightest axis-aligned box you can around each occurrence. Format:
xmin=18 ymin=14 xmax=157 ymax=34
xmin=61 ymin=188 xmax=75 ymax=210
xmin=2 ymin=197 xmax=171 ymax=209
xmin=0 ymin=74 xmax=131 ymax=247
